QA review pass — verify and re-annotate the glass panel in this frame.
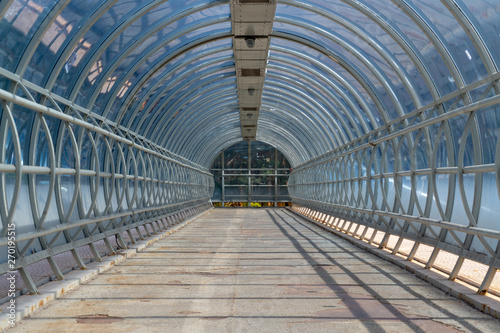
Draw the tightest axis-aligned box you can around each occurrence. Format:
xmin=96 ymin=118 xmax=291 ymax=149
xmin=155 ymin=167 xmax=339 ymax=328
xmin=137 ymin=69 xmax=235 ymax=137
xmin=224 ymin=141 xmax=248 ymax=169
xmin=270 ymin=40 xmax=384 ymax=128
xmin=406 ymin=0 xmax=488 ymax=84
xmin=458 ymin=0 xmax=500 ymax=69
xmin=23 ymin=0 xmax=104 ymax=85
xmin=273 ymin=20 xmax=401 ymax=120
xmin=112 ymin=49 xmax=233 ymax=124
xmin=52 ymin=0 xmax=146 ymax=97
xmin=0 ymin=0 xmax=57 ymax=71
xmin=81 ymin=6 xmax=230 ymax=114
xmin=277 ymin=3 xmax=418 ymax=111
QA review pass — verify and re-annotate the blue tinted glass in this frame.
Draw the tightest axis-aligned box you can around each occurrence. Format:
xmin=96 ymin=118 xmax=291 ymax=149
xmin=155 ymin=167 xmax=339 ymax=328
xmin=457 ymin=0 xmax=500 ymax=69
xmin=135 ymin=63 xmax=234 ymax=135
xmin=363 ymin=0 xmax=457 ymax=96
xmin=405 ymin=0 xmax=489 ymax=84
xmin=51 ymin=0 xmax=147 ymax=97
xmin=0 ymin=0 xmax=58 ymax=71
xmin=273 ymin=21 xmax=400 ymax=120
xmin=266 ymin=67 xmax=361 ymax=139
xmin=23 ymin=0 xmax=103 ymax=85
xmin=152 ymin=78 xmax=237 ymax=144
xmin=89 ymin=20 xmax=230 ymax=117
xmin=277 ymin=4 xmax=418 ymax=112
xmin=270 ymin=39 xmax=384 ymax=128
xmin=78 ymin=5 xmax=230 ymax=111
xmin=109 ymin=40 xmax=232 ymax=122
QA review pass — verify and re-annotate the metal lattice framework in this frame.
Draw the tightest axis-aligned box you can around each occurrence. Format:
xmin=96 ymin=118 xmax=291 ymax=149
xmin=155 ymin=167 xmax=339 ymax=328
xmin=0 ymin=0 xmax=500 ymax=297
xmin=0 ymin=69 xmax=213 ymax=294
xmin=289 ymin=81 xmax=500 ymax=293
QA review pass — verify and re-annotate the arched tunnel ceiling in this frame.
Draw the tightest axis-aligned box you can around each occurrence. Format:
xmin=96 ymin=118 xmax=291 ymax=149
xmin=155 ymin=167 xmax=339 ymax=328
xmin=1 ymin=0 xmax=499 ymax=168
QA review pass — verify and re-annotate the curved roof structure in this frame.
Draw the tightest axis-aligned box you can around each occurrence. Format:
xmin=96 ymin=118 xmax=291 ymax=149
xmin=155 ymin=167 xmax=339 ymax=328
xmin=1 ymin=0 xmax=497 ymax=168
xmin=1 ymin=0 xmax=500 ymax=297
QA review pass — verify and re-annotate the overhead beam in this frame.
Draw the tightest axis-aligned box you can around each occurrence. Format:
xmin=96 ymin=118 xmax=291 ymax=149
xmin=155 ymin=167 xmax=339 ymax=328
xmin=231 ymin=0 xmax=277 ymax=140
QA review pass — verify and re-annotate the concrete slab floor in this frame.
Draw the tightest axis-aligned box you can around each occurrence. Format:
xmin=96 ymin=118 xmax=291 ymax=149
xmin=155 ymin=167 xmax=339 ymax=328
xmin=6 ymin=208 xmax=500 ymax=333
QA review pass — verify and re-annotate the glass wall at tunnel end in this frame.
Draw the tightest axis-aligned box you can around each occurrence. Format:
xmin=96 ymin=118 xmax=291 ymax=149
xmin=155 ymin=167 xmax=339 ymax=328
xmin=210 ymin=141 xmax=292 ymax=207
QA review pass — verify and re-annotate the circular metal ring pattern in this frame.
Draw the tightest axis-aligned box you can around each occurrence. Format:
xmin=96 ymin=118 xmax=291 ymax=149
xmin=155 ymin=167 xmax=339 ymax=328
xmin=0 ymin=0 xmax=500 ymax=295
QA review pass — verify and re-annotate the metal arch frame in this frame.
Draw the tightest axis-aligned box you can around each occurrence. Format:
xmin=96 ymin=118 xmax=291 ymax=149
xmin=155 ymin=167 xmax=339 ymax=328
xmin=112 ymin=44 xmax=232 ymax=122
xmin=96 ymin=0 xmax=460 ymax=140
xmin=154 ymin=76 xmax=334 ymax=160
xmin=260 ymin=89 xmax=338 ymax=151
xmin=172 ymin=95 xmax=312 ymax=167
xmin=186 ymin=126 xmax=242 ymax=165
xmin=151 ymin=76 xmax=237 ymax=145
xmin=107 ymin=31 xmax=232 ymax=127
xmin=266 ymin=63 xmax=364 ymax=138
xmin=14 ymin=0 xmax=70 ymax=75
xmin=279 ymin=0 xmax=440 ymax=102
xmin=0 ymin=69 xmax=212 ymax=174
xmin=106 ymin=26 xmax=394 ymax=140
xmin=439 ymin=0 xmax=497 ymax=74
xmin=189 ymin=113 xmax=305 ymax=167
xmin=260 ymin=94 xmax=335 ymax=153
xmin=36 ymin=0 xmax=138 ymax=88
xmin=7 ymin=0 xmax=426 ymax=160
xmin=12 ymin=0 xmax=123 ymax=79
xmin=12 ymin=0 xmax=414 ymax=152
xmin=131 ymin=58 xmax=235 ymax=134
xmin=120 ymin=53 xmax=233 ymax=128
xmin=167 ymin=94 xmax=240 ymax=152
xmin=81 ymin=16 xmax=231 ymax=113
xmin=152 ymin=76 xmax=342 ymax=161
xmin=174 ymin=95 xmax=320 ymax=164
xmin=113 ymin=48 xmax=233 ymax=126
xmin=268 ymin=47 xmax=378 ymax=129
xmin=263 ymin=77 xmax=348 ymax=144
xmin=274 ymin=16 xmax=414 ymax=115
xmin=43 ymin=1 xmax=226 ymax=92
xmin=280 ymin=0 xmax=439 ymax=99
xmin=272 ymin=19 xmax=406 ymax=119
xmin=141 ymin=71 xmax=237 ymax=141
xmin=129 ymin=41 xmax=372 ymax=149
xmin=184 ymin=123 xmax=242 ymax=162
xmin=13 ymin=1 xmax=400 ymax=145
xmin=338 ymin=0 xmax=465 ymax=95
xmin=105 ymin=28 xmax=390 ymax=160
xmin=163 ymin=77 xmax=339 ymax=152
xmin=270 ymin=36 xmax=390 ymax=124
xmin=257 ymin=109 xmax=320 ymax=163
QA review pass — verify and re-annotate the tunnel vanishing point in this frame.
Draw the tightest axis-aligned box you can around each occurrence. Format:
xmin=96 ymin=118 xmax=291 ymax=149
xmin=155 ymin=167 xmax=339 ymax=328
xmin=1 ymin=0 xmax=500 ymax=331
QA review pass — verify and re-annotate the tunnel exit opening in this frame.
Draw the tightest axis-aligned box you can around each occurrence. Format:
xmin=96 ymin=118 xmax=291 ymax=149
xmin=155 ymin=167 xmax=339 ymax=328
xmin=210 ymin=141 xmax=292 ymax=207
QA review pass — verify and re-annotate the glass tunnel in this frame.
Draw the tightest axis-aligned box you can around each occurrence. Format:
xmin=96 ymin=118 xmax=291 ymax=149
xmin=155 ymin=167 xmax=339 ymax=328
xmin=0 ymin=0 xmax=500 ymax=300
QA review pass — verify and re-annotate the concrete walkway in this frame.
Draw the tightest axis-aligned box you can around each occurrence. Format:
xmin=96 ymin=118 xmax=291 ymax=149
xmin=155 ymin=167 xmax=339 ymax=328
xmin=8 ymin=209 xmax=500 ymax=332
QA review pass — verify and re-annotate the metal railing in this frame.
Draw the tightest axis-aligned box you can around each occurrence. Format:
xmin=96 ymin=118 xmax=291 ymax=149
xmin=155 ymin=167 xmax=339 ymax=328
xmin=289 ymin=75 xmax=500 ymax=294
xmin=0 ymin=70 xmax=214 ymax=294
